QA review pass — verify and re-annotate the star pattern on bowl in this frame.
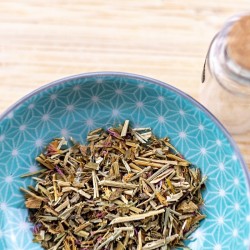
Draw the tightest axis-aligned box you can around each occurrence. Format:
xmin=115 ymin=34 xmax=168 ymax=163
xmin=0 ymin=73 xmax=249 ymax=249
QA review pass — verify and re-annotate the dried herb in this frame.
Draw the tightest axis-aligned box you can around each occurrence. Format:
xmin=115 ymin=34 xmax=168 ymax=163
xmin=20 ymin=120 xmax=206 ymax=250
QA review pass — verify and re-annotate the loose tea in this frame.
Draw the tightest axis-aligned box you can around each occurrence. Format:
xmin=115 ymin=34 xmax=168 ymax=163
xmin=21 ymin=120 xmax=206 ymax=250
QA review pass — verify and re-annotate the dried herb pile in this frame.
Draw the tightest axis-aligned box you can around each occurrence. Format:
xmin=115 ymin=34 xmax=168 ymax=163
xmin=21 ymin=120 xmax=206 ymax=250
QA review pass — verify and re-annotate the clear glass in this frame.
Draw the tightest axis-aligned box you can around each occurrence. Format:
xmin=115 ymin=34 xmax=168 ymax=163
xmin=200 ymin=13 xmax=250 ymax=135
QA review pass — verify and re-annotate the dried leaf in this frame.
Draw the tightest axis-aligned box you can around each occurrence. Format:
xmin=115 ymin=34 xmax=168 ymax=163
xmin=20 ymin=121 xmax=206 ymax=250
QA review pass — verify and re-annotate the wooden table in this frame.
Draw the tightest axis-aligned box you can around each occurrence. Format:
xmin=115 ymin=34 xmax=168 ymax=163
xmin=0 ymin=0 xmax=249 ymax=167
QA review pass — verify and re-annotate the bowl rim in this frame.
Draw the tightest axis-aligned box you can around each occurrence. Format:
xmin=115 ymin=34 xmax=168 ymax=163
xmin=0 ymin=71 xmax=249 ymax=190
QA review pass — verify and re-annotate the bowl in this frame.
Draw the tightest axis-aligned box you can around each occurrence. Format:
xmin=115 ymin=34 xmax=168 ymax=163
xmin=0 ymin=72 xmax=249 ymax=250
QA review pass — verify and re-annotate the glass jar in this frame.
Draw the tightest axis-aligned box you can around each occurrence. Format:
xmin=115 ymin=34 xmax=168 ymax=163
xmin=200 ymin=13 xmax=250 ymax=135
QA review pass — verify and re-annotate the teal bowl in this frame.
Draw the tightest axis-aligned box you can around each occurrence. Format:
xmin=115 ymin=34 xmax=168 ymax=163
xmin=0 ymin=72 xmax=249 ymax=250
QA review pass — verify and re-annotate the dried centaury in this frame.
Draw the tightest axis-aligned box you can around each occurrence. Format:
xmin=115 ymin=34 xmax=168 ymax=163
xmin=20 ymin=120 xmax=206 ymax=250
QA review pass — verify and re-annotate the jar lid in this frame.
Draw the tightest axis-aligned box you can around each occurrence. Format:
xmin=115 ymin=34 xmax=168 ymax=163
xmin=227 ymin=15 xmax=250 ymax=70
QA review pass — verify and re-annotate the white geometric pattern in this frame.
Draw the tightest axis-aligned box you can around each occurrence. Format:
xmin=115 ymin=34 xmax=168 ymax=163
xmin=0 ymin=72 xmax=249 ymax=249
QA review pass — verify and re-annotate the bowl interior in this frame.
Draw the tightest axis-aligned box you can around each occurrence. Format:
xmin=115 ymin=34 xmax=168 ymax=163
xmin=0 ymin=73 xmax=249 ymax=249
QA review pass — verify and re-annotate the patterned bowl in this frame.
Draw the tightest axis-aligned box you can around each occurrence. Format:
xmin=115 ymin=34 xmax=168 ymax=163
xmin=0 ymin=72 xmax=249 ymax=250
